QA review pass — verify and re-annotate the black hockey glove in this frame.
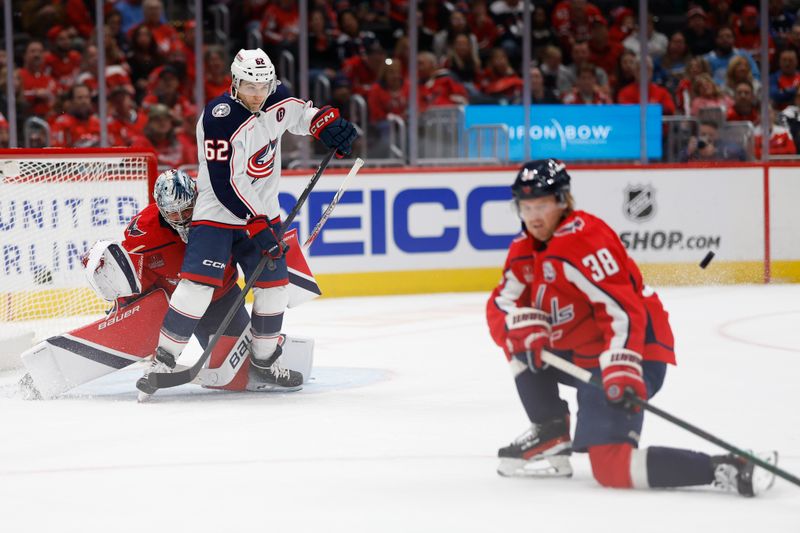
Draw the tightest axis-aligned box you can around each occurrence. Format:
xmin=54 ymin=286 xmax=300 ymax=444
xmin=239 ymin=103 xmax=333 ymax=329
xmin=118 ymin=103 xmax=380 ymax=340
xmin=310 ymin=105 xmax=358 ymax=158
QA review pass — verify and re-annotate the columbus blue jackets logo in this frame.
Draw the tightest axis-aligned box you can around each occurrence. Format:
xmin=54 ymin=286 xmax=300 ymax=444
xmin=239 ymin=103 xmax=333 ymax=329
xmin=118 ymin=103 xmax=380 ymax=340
xmin=247 ymin=138 xmax=279 ymax=179
xmin=276 ymin=107 xmax=285 ymax=122
xmin=127 ymin=215 xmax=146 ymax=237
xmin=623 ymin=184 xmax=656 ymax=222
xmin=211 ymin=103 xmax=230 ymax=118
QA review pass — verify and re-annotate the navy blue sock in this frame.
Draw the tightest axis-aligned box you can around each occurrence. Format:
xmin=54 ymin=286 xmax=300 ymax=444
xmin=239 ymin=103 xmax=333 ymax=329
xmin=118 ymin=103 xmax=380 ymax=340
xmin=646 ymin=446 xmax=714 ymax=487
xmin=514 ymin=367 xmax=569 ymax=423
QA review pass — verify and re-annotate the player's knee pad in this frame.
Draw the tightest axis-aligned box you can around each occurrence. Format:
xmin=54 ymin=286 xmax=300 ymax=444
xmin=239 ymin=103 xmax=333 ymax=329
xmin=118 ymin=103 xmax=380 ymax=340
xmin=252 ymin=285 xmax=289 ymax=315
xmin=588 ymin=443 xmax=635 ymax=488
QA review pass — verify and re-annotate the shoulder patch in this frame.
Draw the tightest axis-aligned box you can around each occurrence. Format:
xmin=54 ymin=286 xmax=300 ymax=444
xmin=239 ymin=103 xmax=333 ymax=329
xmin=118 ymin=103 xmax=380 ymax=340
xmin=127 ymin=215 xmax=146 ymax=237
xmin=212 ymin=103 xmax=231 ymax=118
xmin=553 ymin=216 xmax=585 ymax=237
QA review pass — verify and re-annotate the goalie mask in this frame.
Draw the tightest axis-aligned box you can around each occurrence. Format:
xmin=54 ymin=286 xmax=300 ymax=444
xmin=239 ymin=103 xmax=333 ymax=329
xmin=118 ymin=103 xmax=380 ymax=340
xmin=154 ymin=169 xmax=196 ymax=243
xmin=230 ymin=48 xmax=278 ymax=111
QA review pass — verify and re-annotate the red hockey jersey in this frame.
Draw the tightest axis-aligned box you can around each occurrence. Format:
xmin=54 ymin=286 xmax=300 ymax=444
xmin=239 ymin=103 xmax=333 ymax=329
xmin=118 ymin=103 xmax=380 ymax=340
xmin=486 ymin=210 xmax=675 ymax=369
xmin=122 ymin=203 xmax=237 ymax=300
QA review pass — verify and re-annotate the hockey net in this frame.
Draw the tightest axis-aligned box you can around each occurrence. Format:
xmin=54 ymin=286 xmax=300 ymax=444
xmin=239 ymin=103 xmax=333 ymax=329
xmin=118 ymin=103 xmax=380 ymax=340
xmin=0 ymin=148 xmax=157 ymax=362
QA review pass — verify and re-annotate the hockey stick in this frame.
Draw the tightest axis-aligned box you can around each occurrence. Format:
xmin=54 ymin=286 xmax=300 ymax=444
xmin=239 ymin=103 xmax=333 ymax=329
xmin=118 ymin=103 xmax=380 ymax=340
xmin=147 ymin=148 xmax=337 ymax=390
xmin=540 ymin=350 xmax=800 ymax=489
xmin=303 ymin=157 xmax=364 ymax=249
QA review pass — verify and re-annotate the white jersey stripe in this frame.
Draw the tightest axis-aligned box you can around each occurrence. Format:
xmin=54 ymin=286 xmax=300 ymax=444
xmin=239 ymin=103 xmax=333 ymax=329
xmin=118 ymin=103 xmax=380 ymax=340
xmin=494 ymin=268 xmax=526 ymax=315
xmin=228 ymin=114 xmax=259 ymax=216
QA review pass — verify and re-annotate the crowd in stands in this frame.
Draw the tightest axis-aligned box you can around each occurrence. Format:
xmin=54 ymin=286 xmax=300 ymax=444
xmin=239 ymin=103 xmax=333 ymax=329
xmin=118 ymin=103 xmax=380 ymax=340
xmin=3 ymin=0 xmax=800 ymax=163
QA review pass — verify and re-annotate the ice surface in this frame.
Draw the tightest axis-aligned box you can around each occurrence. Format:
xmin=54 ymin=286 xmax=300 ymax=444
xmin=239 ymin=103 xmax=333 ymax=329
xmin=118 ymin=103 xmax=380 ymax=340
xmin=1 ymin=285 xmax=798 ymax=532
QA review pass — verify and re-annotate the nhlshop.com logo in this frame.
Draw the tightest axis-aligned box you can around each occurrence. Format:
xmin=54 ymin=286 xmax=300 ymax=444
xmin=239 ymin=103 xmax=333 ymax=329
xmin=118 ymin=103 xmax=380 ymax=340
xmin=509 ymin=119 xmax=613 ymax=150
xmin=619 ymin=231 xmax=721 ymax=251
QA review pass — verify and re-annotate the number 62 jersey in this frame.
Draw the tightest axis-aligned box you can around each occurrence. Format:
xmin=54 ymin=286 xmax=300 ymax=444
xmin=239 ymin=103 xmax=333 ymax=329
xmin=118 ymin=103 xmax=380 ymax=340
xmin=486 ymin=209 xmax=676 ymax=369
xmin=192 ymin=85 xmax=320 ymax=228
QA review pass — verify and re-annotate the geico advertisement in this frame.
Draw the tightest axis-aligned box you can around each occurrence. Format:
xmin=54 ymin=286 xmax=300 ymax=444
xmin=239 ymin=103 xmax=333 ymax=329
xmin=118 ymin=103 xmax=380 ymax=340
xmin=767 ymin=166 xmax=800 ymax=260
xmin=0 ymin=181 xmax=148 ymax=290
xmin=570 ymin=167 xmax=764 ymax=262
xmin=278 ymin=172 xmax=520 ymax=273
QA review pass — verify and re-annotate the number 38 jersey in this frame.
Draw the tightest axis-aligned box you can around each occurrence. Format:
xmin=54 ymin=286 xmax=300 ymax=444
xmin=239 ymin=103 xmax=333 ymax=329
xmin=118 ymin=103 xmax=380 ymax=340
xmin=487 ymin=210 xmax=675 ymax=369
xmin=192 ymin=85 xmax=320 ymax=227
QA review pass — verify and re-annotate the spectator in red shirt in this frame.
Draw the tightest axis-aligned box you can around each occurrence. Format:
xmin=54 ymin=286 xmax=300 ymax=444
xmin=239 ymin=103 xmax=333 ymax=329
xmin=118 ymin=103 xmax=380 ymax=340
xmin=468 ymin=0 xmax=499 ymax=56
xmin=44 ymin=26 xmax=82 ymax=94
xmin=18 ymin=41 xmax=57 ymax=118
xmin=616 ymin=56 xmax=676 ymax=115
xmin=726 ymin=81 xmax=759 ymax=122
xmin=734 ymin=5 xmax=776 ymax=67
xmin=203 ymin=46 xmax=231 ymax=103
xmin=588 ymin=17 xmax=623 ymax=82
xmin=142 ymin=103 xmax=196 ymax=168
xmin=770 ymin=48 xmax=800 ymax=109
xmin=607 ymin=7 xmax=634 ymax=45
xmin=142 ymin=65 xmax=196 ymax=135
xmin=107 ymin=85 xmax=147 ymax=147
xmin=342 ymin=41 xmax=387 ymax=97
xmin=551 ymin=0 xmax=603 ymax=55
xmin=368 ymin=60 xmax=409 ymax=124
xmin=562 ymin=63 xmax=612 ymax=104
xmin=261 ymin=0 xmax=299 ymax=56
xmin=417 ymin=51 xmax=468 ymax=113
xmin=477 ymin=47 xmax=523 ymax=103
xmin=129 ymin=0 xmax=179 ymax=56
xmin=755 ymin=107 xmax=797 ymax=158
xmin=0 ymin=112 xmax=9 ymax=148
xmin=51 ymin=84 xmax=101 ymax=148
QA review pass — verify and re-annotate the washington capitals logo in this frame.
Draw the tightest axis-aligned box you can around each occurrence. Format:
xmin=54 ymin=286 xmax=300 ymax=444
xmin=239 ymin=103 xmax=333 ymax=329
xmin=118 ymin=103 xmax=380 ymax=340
xmin=247 ymin=138 xmax=278 ymax=180
xmin=553 ymin=216 xmax=585 ymax=237
xmin=127 ymin=215 xmax=146 ymax=237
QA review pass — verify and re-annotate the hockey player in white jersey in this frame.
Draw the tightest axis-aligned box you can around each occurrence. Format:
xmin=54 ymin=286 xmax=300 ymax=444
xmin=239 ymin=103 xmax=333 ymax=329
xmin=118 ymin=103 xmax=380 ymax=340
xmin=136 ymin=48 xmax=357 ymax=399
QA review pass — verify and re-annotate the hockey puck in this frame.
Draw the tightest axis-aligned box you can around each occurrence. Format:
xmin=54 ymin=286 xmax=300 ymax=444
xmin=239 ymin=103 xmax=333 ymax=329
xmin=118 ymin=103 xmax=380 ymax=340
xmin=699 ymin=251 xmax=715 ymax=269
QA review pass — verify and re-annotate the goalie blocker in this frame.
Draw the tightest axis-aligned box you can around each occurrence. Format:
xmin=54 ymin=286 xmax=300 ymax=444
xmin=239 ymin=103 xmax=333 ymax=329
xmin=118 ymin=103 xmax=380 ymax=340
xmin=20 ymin=289 xmax=314 ymax=399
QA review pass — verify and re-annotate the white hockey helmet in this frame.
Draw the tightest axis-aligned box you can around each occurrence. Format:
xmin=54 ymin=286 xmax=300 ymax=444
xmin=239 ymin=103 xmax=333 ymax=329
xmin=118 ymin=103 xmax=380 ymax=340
xmin=154 ymin=169 xmax=197 ymax=243
xmin=230 ymin=48 xmax=278 ymax=104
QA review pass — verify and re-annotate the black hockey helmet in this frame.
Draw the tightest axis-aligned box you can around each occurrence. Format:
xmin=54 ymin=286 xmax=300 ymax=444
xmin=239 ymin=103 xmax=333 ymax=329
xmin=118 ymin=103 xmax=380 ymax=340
xmin=511 ymin=159 xmax=571 ymax=203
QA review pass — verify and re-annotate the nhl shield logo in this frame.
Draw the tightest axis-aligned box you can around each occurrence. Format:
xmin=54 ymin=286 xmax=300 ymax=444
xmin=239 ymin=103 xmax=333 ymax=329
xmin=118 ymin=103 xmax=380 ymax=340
xmin=276 ymin=107 xmax=285 ymax=122
xmin=623 ymin=184 xmax=656 ymax=222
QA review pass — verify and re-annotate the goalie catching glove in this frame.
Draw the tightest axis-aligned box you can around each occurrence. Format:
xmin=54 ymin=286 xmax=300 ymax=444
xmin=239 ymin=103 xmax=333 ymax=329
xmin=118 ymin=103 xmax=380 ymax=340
xmin=504 ymin=307 xmax=551 ymax=371
xmin=309 ymin=105 xmax=357 ymax=157
xmin=598 ymin=348 xmax=647 ymax=413
xmin=82 ymin=240 xmax=142 ymax=301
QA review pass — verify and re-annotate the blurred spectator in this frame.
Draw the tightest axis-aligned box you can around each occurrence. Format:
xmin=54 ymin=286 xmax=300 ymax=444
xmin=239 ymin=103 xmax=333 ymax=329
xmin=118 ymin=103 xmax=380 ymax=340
xmin=607 ymin=7 xmax=635 ymax=44
xmin=616 ymin=56 xmax=676 ymax=115
xmin=343 ymin=41 xmax=388 ymax=97
xmin=610 ymin=48 xmax=637 ymax=100
xmin=127 ymin=24 xmax=164 ymax=102
xmin=675 ymin=56 xmax=712 ymax=114
xmin=689 ymin=73 xmax=732 ymax=116
xmin=723 ymin=55 xmax=761 ymax=98
xmin=51 ymin=84 xmax=101 ymax=147
xmin=785 ymin=22 xmax=800 ymax=59
xmin=540 ymin=45 xmax=574 ymax=98
xmin=62 ymin=0 xmax=94 ymax=38
xmin=708 ymin=0 xmax=738 ymax=31
xmin=769 ymin=0 xmax=797 ymax=47
xmin=18 ymin=40 xmax=57 ymax=118
xmin=530 ymin=66 xmax=559 ymax=104
xmin=44 ymin=26 xmax=82 ymax=94
xmin=417 ymin=51 xmax=468 ymax=113
xmin=655 ymin=31 xmax=692 ymax=99
xmin=261 ymin=0 xmax=300 ymax=57
xmin=204 ymin=46 xmax=232 ymax=103
xmin=733 ymin=5 xmax=776 ymax=66
xmin=684 ymin=6 xmax=715 ymax=56
xmin=433 ymin=9 xmax=479 ymax=60
xmin=623 ymin=14 xmax=668 ymax=61
xmin=468 ymin=1 xmax=499 ymax=57
xmin=329 ymin=75 xmax=354 ymax=120
xmin=129 ymin=0 xmax=178 ymax=56
xmin=74 ymin=45 xmax=134 ymax=100
xmin=308 ymin=7 xmax=341 ymax=83
xmin=142 ymin=65 xmax=196 ymax=134
xmin=478 ymin=47 xmax=523 ymax=103
xmin=337 ymin=9 xmax=377 ymax=61
xmin=704 ymin=26 xmax=760 ymax=85
xmin=530 ymin=6 xmax=556 ymax=64
xmin=392 ymin=36 xmax=410 ymax=75
xmin=754 ymin=107 xmax=797 ymax=158
xmin=142 ymin=103 xmax=197 ymax=168
xmin=368 ymin=60 xmax=409 ymax=124
xmin=0 ymin=112 xmax=9 ymax=148
xmin=567 ymin=40 xmax=609 ymax=94
xmin=490 ymin=0 xmax=525 ymax=61
xmin=116 ymin=0 xmax=147 ymax=35
xmin=726 ymin=81 xmax=759 ymax=122
xmin=107 ymin=85 xmax=147 ymax=146
xmin=551 ymin=0 xmax=603 ymax=55
xmin=562 ymin=63 xmax=612 ymax=104
xmin=779 ymin=90 xmax=800 ymax=153
xmin=769 ymin=49 xmax=800 ymax=110
xmin=588 ymin=17 xmax=624 ymax=82
xmin=443 ymin=33 xmax=482 ymax=93
xmin=680 ymin=119 xmax=746 ymax=161
xmin=106 ymin=10 xmax=128 ymax=53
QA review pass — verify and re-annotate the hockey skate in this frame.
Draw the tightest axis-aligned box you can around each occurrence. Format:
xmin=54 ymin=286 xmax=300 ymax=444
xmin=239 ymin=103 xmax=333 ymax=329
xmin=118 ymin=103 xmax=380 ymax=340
xmin=248 ymin=337 xmax=303 ymax=392
xmin=497 ymin=416 xmax=573 ymax=478
xmin=712 ymin=451 xmax=778 ymax=497
xmin=135 ymin=348 xmax=176 ymax=402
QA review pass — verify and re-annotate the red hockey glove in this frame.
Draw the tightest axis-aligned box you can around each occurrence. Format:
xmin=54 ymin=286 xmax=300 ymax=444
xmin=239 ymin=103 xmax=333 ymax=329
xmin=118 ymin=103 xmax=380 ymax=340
xmin=599 ymin=349 xmax=647 ymax=413
xmin=504 ymin=307 xmax=551 ymax=370
xmin=245 ymin=215 xmax=284 ymax=259
xmin=309 ymin=105 xmax=357 ymax=158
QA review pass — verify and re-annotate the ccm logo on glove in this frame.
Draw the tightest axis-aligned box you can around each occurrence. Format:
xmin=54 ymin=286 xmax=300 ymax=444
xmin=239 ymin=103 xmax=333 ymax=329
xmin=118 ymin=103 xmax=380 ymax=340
xmin=309 ymin=108 xmax=339 ymax=137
